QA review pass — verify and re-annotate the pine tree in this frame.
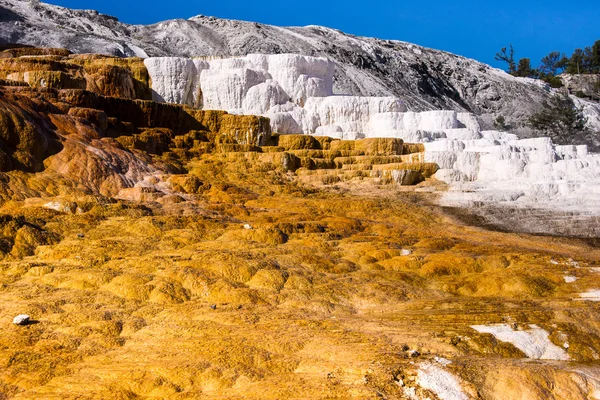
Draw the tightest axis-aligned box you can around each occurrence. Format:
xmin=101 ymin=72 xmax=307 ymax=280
xmin=495 ymin=45 xmax=516 ymax=74
xmin=515 ymin=58 xmax=538 ymax=78
xmin=540 ymin=51 xmax=568 ymax=76
xmin=589 ymin=40 xmax=600 ymax=73
xmin=529 ymin=93 xmax=588 ymax=140
xmin=566 ymin=49 xmax=585 ymax=74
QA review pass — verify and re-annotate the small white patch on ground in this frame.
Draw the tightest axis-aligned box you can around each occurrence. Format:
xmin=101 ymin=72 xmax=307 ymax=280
xmin=578 ymin=290 xmax=600 ymax=301
xmin=402 ymin=386 xmax=418 ymax=400
xmin=470 ymin=324 xmax=569 ymax=360
xmin=564 ymin=276 xmax=578 ymax=283
xmin=433 ymin=356 xmax=452 ymax=366
xmin=550 ymin=259 xmax=560 ymax=265
xmin=417 ymin=362 xmax=468 ymax=400
xmin=43 ymin=201 xmax=70 ymax=212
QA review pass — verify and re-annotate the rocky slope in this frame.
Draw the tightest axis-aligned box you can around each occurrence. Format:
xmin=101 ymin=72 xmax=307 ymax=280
xmin=0 ymin=48 xmax=274 ymax=202
xmin=0 ymin=2 xmax=599 ymax=394
xmin=561 ymin=73 xmax=600 ymax=99
xmin=0 ymin=47 xmax=599 ymax=400
xmin=0 ymin=54 xmax=600 ymax=400
xmin=1 ymin=0 xmax=600 ymax=139
xmin=130 ymin=53 xmax=600 ymax=237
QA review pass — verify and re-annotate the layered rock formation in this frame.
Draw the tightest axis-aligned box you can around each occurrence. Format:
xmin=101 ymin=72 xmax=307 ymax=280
xmin=0 ymin=47 xmax=152 ymax=99
xmin=0 ymin=51 xmax=273 ymax=201
xmin=0 ymin=48 xmax=600 ymax=400
xmin=2 ymin=0 xmax=600 ymax=139
xmin=0 ymin=50 xmax=444 ymax=208
xmin=3 ymin=46 xmax=594 ymax=236
xmin=139 ymin=53 xmax=600 ymax=236
xmin=0 ymin=88 xmax=62 ymax=172
xmin=143 ymin=54 xmax=474 ymax=141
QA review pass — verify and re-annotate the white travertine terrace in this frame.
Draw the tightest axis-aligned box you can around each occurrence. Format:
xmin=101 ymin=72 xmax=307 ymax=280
xmin=471 ymin=324 xmax=570 ymax=360
xmin=427 ymin=133 xmax=600 ymax=213
xmin=144 ymin=57 xmax=197 ymax=105
xmin=145 ymin=54 xmax=334 ymax=116
xmin=144 ymin=54 xmax=600 ymax=220
xmin=143 ymin=54 xmax=485 ymax=141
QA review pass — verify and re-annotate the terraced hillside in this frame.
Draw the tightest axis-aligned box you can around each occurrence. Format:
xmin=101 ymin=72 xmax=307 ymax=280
xmin=2 ymin=0 xmax=600 ymax=140
xmin=0 ymin=47 xmax=599 ymax=399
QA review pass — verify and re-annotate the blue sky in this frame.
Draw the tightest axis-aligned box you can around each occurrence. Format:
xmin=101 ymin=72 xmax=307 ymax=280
xmin=47 ymin=0 xmax=599 ymax=69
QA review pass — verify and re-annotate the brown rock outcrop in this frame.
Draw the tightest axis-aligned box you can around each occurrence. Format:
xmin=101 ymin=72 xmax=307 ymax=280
xmin=67 ymin=107 xmax=108 ymax=134
xmin=0 ymin=214 xmax=58 ymax=259
xmin=0 ymin=89 xmax=62 ymax=172
xmin=0 ymin=45 xmax=71 ymax=58
xmin=276 ymin=134 xmax=321 ymax=150
xmin=0 ymin=51 xmax=269 ymax=200
xmin=329 ymin=137 xmax=404 ymax=156
xmin=69 ymin=55 xmax=152 ymax=99
xmin=0 ymin=50 xmax=151 ymax=99
xmin=57 ymin=89 xmax=271 ymax=144
xmin=0 ymin=48 xmax=438 ymax=205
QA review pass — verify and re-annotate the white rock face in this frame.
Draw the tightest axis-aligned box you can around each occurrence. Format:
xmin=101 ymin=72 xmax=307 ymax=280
xmin=144 ymin=53 xmax=600 ymax=232
xmin=426 ymin=130 xmax=600 ymax=218
xmin=144 ymin=57 xmax=197 ymax=105
xmin=365 ymin=110 xmax=480 ymax=142
xmin=145 ymin=53 xmax=334 ymax=116
xmin=242 ymin=80 xmax=290 ymax=116
xmin=471 ymin=324 xmax=570 ymax=360
xmin=144 ymin=54 xmax=485 ymax=141
xmin=304 ymin=96 xmax=407 ymax=139
xmin=146 ymin=54 xmax=470 ymax=140
xmin=200 ymin=67 xmax=269 ymax=112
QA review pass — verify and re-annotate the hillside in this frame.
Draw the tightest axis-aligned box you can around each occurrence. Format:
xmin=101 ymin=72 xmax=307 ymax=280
xmin=0 ymin=3 xmax=600 ymax=399
xmin=0 ymin=49 xmax=598 ymax=399
xmin=1 ymin=0 xmax=600 ymax=141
